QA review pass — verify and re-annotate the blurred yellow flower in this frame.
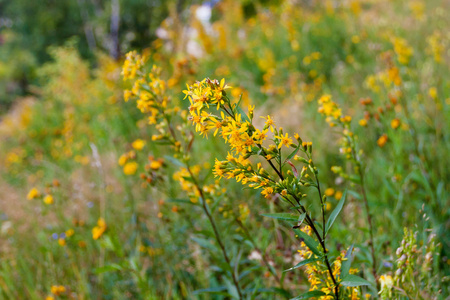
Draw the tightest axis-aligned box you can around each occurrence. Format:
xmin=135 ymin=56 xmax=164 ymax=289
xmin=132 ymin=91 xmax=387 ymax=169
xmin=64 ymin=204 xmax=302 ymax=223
xmin=123 ymin=162 xmax=138 ymax=175
xmin=132 ymin=139 xmax=146 ymax=150
xmin=43 ymin=195 xmax=54 ymax=205
xmin=51 ymin=285 xmax=66 ymax=295
xmin=391 ymin=118 xmax=400 ymax=129
xmin=377 ymin=134 xmax=388 ymax=147
xmin=325 ymin=188 xmax=335 ymax=197
xmin=92 ymin=218 xmax=107 ymax=240
xmin=27 ymin=188 xmax=40 ymax=200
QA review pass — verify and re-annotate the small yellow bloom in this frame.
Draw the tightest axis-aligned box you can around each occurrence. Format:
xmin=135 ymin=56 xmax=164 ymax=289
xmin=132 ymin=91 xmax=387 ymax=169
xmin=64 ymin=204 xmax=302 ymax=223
xmin=391 ymin=118 xmax=400 ymax=129
xmin=65 ymin=229 xmax=75 ymax=237
xmin=51 ymin=285 xmax=66 ymax=296
xmin=335 ymin=190 xmax=343 ymax=200
xmin=43 ymin=195 xmax=54 ymax=205
xmin=359 ymin=119 xmax=367 ymax=127
xmin=27 ymin=187 xmax=40 ymax=200
xmin=123 ymin=162 xmax=138 ymax=175
xmin=132 ymin=139 xmax=146 ymax=150
xmin=428 ymin=87 xmax=437 ymax=99
xmin=275 ymin=133 xmax=293 ymax=149
xmin=325 ymin=188 xmax=335 ymax=197
xmin=58 ymin=238 xmax=66 ymax=246
xmin=92 ymin=218 xmax=107 ymax=240
xmin=150 ymin=160 xmax=163 ymax=170
xmin=377 ymin=134 xmax=388 ymax=147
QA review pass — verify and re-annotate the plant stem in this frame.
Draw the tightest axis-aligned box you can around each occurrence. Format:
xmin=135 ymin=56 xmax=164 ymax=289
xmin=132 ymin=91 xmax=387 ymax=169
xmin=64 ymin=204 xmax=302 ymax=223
xmin=187 ymin=166 xmax=244 ymax=300
xmin=359 ymin=171 xmax=378 ymax=283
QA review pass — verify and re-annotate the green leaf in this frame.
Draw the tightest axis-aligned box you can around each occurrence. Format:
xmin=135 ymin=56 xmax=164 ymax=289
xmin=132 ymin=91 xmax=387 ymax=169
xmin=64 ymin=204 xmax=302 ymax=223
xmin=284 ymin=258 xmax=319 ymax=272
xmin=325 ymin=189 xmax=347 ymax=236
xmin=94 ymin=264 xmax=123 ymax=274
xmin=293 ymin=228 xmax=321 ymax=256
xmin=340 ymin=274 xmax=371 ymax=287
xmin=284 ymin=143 xmax=302 ymax=164
xmin=236 ymin=104 xmax=251 ymax=123
xmin=191 ymin=237 xmax=216 ymax=250
xmin=290 ymin=290 xmax=327 ymax=299
xmin=193 ymin=287 xmax=227 ymax=295
xmin=340 ymin=244 xmax=354 ymax=277
xmin=261 ymin=213 xmax=298 ymax=222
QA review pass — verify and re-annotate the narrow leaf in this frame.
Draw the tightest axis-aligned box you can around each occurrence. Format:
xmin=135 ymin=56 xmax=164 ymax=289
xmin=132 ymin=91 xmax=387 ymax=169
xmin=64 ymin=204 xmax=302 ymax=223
xmin=340 ymin=274 xmax=371 ymax=287
xmin=283 ymin=258 xmax=319 ymax=272
xmin=325 ymin=189 xmax=347 ymax=236
xmin=293 ymin=228 xmax=321 ymax=256
xmin=290 ymin=290 xmax=327 ymax=299
xmin=261 ymin=213 xmax=298 ymax=222
xmin=340 ymin=244 xmax=354 ymax=277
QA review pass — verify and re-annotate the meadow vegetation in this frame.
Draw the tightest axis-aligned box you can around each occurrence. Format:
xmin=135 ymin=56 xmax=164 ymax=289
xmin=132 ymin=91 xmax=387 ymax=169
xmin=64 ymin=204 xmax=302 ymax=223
xmin=0 ymin=0 xmax=448 ymax=299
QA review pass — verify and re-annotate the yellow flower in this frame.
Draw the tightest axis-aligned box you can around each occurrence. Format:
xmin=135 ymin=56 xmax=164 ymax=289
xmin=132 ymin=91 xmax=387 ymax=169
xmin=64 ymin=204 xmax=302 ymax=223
xmin=132 ymin=139 xmax=146 ymax=150
xmin=324 ymin=188 xmax=335 ymax=197
xmin=391 ymin=118 xmax=400 ymax=129
xmin=150 ymin=160 xmax=163 ymax=170
xmin=261 ymin=187 xmax=274 ymax=199
xmin=65 ymin=229 xmax=75 ymax=237
xmin=275 ymin=133 xmax=293 ymax=149
xmin=335 ymin=190 xmax=343 ymax=200
xmin=118 ymin=154 xmax=128 ymax=166
xmin=377 ymin=134 xmax=388 ymax=147
xmin=359 ymin=119 xmax=368 ymax=127
xmin=428 ymin=87 xmax=437 ymax=99
xmin=51 ymin=285 xmax=66 ymax=296
xmin=58 ymin=238 xmax=66 ymax=246
xmin=123 ymin=162 xmax=138 ymax=175
xmin=27 ymin=187 xmax=40 ymax=200
xmin=92 ymin=218 xmax=107 ymax=240
xmin=43 ymin=195 xmax=54 ymax=205
xmin=45 ymin=296 xmax=55 ymax=300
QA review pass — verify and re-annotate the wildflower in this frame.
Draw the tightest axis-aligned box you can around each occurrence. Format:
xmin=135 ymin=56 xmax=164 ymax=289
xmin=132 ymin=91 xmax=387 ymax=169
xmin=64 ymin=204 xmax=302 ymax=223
xmin=65 ymin=229 xmax=75 ymax=237
xmin=92 ymin=218 xmax=107 ymax=240
xmin=324 ymin=188 xmax=335 ymax=197
xmin=359 ymin=119 xmax=368 ymax=127
xmin=428 ymin=87 xmax=437 ymax=99
xmin=150 ymin=160 xmax=163 ymax=170
xmin=43 ymin=194 xmax=54 ymax=205
xmin=379 ymin=274 xmax=393 ymax=297
xmin=391 ymin=118 xmax=400 ymax=129
xmin=123 ymin=162 xmax=138 ymax=175
xmin=132 ymin=139 xmax=146 ymax=150
xmin=377 ymin=134 xmax=388 ymax=147
xmin=335 ymin=190 xmax=343 ymax=200
xmin=58 ymin=238 xmax=66 ymax=246
xmin=27 ymin=187 xmax=40 ymax=200
xmin=275 ymin=133 xmax=293 ymax=149
xmin=51 ymin=285 xmax=66 ymax=296
xmin=261 ymin=187 xmax=274 ymax=199
xmin=261 ymin=115 xmax=276 ymax=132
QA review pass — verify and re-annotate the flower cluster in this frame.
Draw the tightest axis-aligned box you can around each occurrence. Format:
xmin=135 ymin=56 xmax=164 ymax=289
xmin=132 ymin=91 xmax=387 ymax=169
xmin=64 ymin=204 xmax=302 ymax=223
xmin=297 ymin=226 xmax=362 ymax=300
